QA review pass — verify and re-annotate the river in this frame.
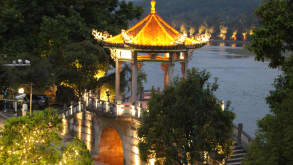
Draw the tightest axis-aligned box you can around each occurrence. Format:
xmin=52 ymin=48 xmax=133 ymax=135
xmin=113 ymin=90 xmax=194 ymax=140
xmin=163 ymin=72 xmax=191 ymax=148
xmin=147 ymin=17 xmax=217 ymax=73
xmin=143 ymin=45 xmax=281 ymax=136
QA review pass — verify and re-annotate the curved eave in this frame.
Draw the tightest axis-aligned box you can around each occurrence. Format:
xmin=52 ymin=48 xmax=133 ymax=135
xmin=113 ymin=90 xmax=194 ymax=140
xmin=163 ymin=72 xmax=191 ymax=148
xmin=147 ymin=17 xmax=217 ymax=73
xmin=104 ymin=42 xmax=206 ymax=52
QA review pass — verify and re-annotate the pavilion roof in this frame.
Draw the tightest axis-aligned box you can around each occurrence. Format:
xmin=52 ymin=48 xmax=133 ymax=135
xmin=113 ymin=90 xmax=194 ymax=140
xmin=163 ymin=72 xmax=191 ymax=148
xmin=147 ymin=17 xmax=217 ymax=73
xmin=105 ymin=13 xmax=181 ymax=46
xmin=93 ymin=0 xmax=209 ymax=51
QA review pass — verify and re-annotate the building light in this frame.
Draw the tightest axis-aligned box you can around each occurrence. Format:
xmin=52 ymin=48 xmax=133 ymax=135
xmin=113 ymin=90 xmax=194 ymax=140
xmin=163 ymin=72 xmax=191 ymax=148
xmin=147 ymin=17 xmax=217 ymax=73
xmin=131 ymin=105 xmax=136 ymax=116
xmin=180 ymin=52 xmax=184 ymax=60
xmin=133 ymin=139 xmax=141 ymax=165
xmin=120 ymin=50 xmax=132 ymax=59
xmin=86 ymin=121 xmax=91 ymax=151
xmin=165 ymin=53 xmax=170 ymax=58
xmin=149 ymin=158 xmax=155 ymax=165
xmin=18 ymin=88 xmax=25 ymax=94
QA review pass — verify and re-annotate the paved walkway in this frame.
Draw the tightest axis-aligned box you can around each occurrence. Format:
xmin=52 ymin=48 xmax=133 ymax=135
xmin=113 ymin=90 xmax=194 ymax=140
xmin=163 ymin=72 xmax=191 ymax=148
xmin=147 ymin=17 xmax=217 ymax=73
xmin=0 ymin=111 xmax=17 ymax=128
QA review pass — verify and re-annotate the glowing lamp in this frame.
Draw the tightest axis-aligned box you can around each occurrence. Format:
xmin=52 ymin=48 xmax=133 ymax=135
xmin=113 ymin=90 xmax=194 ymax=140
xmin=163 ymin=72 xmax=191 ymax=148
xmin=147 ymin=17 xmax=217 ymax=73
xmin=165 ymin=53 xmax=170 ymax=58
xmin=149 ymin=158 xmax=155 ymax=165
xmin=18 ymin=88 xmax=24 ymax=94
xmin=180 ymin=52 xmax=184 ymax=60
xmin=131 ymin=105 xmax=136 ymax=116
xmin=119 ymin=50 xmax=132 ymax=59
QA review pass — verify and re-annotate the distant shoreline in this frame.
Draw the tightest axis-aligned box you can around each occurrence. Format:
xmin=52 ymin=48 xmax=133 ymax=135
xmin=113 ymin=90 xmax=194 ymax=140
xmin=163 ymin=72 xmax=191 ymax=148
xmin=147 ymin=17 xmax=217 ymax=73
xmin=209 ymin=40 xmax=249 ymax=47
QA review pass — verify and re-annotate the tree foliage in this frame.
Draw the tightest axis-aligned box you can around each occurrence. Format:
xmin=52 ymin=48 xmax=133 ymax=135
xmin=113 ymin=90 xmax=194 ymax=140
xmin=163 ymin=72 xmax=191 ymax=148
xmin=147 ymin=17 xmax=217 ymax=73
xmin=243 ymin=59 xmax=293 ymax=165
xmin=138 ymin=68 xmax=235 ymax=165
xmin=0 ymin=109 xmax=92 ymax=165
xmin=244 ymin=0 xmax=293 ymax=164
xmin=248 ymin=0 xmax=293 ymax=68
xmin=0 ymin=0 xmax=143 ymax=100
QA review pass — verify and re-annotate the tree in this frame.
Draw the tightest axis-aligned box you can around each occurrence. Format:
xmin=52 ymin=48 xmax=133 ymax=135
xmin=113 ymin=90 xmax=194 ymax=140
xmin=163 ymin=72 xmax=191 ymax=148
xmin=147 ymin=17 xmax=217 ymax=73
xmin=248 ymin=0 xmax=293 ymax=68
xmin=0 ymin=0 xmax=143 ymax=102
xmin=137 ymin=68 xmax=235 ymax=165
xmin=58 ymin=40 xmax=109 ymax=98
xmin=0 ymin=109 xmax=92 ymax=165
xmin=243 ymin=0 xmax=293 ymax=164
xmin=243 ymin=59 xmax=293 ymax=165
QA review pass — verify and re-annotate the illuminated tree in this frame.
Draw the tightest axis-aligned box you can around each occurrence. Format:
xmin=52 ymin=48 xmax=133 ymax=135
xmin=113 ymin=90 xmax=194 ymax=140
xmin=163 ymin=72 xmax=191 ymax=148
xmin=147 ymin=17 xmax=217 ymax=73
xmin=138 ymin=68 xmax=235 ymax=165
xmin=0 ymin=0 xmax=143 ymax=101
xmin=0 ymin=109 xmax=92 ymax=165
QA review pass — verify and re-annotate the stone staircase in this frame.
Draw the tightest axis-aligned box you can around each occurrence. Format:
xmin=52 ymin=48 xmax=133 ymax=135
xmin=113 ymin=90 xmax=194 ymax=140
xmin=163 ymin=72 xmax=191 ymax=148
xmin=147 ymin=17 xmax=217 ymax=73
xmin=225 ymin=123 xmax=251 ymax=165
xmin=226 ymin=141 xmax=247 ymax=165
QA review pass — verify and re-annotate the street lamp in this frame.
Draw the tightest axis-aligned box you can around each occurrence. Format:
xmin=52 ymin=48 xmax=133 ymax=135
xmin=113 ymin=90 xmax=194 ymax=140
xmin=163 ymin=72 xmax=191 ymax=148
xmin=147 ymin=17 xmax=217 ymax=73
xmin=3 ymin=59 xmax=32 ymax=114
xmin=29 ymin=83 xmax=32 ymax=115
xmin=18 ymin=88 xmax=24 ymax=94
xmin=18 ymin=84 xmax=33 ymax=115
xmin=2 ymin=59 xmax=31 ymax=67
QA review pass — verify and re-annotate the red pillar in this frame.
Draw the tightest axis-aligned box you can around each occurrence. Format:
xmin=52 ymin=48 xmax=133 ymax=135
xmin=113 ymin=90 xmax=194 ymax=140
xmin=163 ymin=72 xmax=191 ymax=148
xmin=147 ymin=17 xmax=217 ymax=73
xmin=161 ymin=63 xmax=169 ymax=89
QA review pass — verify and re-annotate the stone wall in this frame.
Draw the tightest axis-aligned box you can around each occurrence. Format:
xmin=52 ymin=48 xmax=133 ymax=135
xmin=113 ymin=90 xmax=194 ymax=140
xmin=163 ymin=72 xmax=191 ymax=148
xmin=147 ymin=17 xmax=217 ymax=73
xmin=64 ymin=111 xmax=145 ymax=165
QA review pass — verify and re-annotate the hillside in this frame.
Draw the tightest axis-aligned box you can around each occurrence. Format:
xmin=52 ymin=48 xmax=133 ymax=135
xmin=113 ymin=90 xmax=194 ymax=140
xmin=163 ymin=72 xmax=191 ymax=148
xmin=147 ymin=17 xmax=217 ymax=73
xmin=133 ymin=0 xmax=263 ymax=40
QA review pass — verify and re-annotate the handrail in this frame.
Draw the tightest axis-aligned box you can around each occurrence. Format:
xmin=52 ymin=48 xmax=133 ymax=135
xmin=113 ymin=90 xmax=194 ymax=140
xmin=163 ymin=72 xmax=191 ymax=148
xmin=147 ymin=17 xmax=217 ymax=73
xmin=232 ymin=123 xmax=252 ymax=151
xmin=61 ymin=97 xmax=144 ymax=120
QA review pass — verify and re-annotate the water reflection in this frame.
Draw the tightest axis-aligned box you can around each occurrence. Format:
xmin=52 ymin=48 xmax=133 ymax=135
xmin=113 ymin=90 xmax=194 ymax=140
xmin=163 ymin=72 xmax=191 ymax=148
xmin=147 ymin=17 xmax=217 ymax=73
xmin=210 ymin=40 xmax=247 ymax=47
xmin=219 ymin=42 xmax=225 ymax=47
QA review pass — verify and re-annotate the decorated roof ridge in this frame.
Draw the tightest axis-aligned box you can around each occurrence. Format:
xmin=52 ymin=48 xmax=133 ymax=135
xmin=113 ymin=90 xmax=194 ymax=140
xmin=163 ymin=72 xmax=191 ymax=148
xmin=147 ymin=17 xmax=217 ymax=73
xmin=104 ymin=42 xmax=206 ymax=48
xmin=151 ymin=0 xmax=156 ymax=14
xmin=92 ymin=0 xmax=210 ymax=49
xmin=155 ymin=15 xmax=179 ymax=35
xmin=102 ymin=12 xmax=182 ymax=46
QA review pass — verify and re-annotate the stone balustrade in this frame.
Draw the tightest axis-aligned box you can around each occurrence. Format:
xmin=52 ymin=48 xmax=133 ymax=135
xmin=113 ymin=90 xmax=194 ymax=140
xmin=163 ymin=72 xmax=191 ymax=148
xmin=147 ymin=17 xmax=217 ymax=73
xmin=61 ymin=96 xmax=144 ymax=120
xmin=232 ymin=123 xmax=252 ymax=151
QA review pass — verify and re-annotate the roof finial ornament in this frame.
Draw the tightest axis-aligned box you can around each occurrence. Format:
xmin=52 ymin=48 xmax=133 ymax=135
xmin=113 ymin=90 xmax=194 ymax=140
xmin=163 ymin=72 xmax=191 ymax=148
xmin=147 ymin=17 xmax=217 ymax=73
xmin=151 ymin=0 xmax=156 ymax=14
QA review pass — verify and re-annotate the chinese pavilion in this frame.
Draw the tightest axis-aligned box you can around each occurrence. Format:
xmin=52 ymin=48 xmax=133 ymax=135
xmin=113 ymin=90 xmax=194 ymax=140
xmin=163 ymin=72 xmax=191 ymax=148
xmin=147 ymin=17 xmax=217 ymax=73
xmin=93 ymin=0 xmax=210 ymax=104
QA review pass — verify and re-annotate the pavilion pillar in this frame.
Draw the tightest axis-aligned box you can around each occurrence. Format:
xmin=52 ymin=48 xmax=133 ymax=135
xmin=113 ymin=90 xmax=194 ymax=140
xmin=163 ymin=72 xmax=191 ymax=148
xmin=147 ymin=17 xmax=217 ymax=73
xmin=180 ymin=51 xmax=189 ymax=79
xmin=167 ymin=53 xmax=174 ymax=85
xmin=131 ymin=51 xmax=138 ymax=103
xmin=137 ymin=62 xmax=143 ymax=71
xmin=115 ymin=59 xmax=122 ymax=103
xmin=161 ymin=63 xmax=168 ymax=89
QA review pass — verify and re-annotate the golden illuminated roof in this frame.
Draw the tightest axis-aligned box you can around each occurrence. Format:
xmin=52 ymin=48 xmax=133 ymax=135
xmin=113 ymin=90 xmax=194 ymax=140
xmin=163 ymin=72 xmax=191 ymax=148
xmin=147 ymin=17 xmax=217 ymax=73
xmin=93 ymin=0 xmax=209 ymax=51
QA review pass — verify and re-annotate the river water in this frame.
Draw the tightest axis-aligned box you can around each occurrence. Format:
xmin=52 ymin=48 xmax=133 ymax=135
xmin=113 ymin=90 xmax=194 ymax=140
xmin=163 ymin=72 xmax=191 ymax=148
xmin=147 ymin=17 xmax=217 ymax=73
xmin=143 ymin=45 xmax=281 ymax=136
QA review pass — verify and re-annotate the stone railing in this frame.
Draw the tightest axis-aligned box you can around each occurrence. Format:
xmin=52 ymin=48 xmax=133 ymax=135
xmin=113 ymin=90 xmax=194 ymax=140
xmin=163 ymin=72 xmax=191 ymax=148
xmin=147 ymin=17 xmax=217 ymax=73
xmin=60 ymin=101 xmax=85 ymax=118
xmin=87 ymin=97 xmax=143 ymax=119
xmin=233 ymin=123 xmax=252 ymax=151
xmin=61 ymin=97 xmax=144 ymax=120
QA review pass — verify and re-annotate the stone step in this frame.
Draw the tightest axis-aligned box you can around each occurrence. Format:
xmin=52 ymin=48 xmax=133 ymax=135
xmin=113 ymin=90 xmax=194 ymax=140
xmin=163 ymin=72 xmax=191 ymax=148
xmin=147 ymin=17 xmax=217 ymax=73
xmin=226 ymin=162 xmax=242 ymax=165
xmin=233 ymin=148 xmax=246 ymax=154
xmin=226 ymin=156 xmax=244 ymax=163
xmin=226 ymin=141 xmax=247 ymax=165
xmin=230 ymin=152 xmax=246 ymax=159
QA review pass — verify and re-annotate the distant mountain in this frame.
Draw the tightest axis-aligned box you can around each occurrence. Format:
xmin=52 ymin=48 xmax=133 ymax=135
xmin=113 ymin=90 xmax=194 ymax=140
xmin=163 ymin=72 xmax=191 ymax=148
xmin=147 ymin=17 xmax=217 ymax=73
xmin=133 ymin=0 xmax=263 ymax=40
